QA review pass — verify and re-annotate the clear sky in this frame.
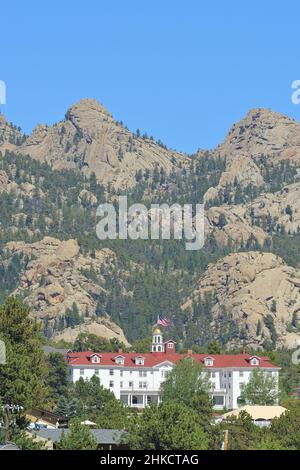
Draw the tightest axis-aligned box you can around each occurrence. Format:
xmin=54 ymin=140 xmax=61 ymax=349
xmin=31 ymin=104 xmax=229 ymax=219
xmin=1 ymin=1 xmax=300 ymax=153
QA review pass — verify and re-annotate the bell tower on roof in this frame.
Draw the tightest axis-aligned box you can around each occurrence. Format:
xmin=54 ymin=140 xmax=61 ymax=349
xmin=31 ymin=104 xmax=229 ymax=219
xmin=151 ymin=325 xmax=164 ymax=353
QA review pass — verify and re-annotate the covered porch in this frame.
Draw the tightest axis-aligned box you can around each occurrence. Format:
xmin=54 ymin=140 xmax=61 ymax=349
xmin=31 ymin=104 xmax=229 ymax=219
xmin=120 ymin=392 xmax=160 ymax=408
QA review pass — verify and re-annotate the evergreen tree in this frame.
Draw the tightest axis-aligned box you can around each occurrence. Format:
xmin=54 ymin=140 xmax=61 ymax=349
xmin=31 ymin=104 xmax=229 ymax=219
xmin=57 ymin=418 xmax=97 ymax=450
xmin=0 ymin=297 xmax=49 ymax=440
xmin=126 ymin=401 xmax=209 ymax=450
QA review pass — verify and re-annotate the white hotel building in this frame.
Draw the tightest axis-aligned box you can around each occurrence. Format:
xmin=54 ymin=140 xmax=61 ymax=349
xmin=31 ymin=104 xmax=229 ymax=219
xmin=67 ymin=326 xmax=280 ymax=410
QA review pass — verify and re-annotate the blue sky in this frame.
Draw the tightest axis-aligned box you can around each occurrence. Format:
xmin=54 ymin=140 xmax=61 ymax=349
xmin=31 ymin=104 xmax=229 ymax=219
xmin=1 ymin=1 xmax=300 ymax=153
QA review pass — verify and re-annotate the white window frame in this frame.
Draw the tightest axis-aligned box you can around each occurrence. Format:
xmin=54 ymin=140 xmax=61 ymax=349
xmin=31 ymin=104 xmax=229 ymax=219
xmin=135 ymin=357 xmax=145 ymax=366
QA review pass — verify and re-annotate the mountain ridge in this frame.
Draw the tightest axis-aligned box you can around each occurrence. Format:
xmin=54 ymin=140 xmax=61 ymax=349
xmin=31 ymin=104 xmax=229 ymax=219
xmin=1 ymin=102 xmax=300 ymax=349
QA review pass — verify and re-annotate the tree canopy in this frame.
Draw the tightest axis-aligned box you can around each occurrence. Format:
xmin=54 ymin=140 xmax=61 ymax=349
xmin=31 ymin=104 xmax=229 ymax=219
xmin=240 ymin=368 xmax=278 ymax=405
xmin=160 ymin=358 xmax=211 ymax=407
xmin=125 ymin=401 xmax=209 ymax=450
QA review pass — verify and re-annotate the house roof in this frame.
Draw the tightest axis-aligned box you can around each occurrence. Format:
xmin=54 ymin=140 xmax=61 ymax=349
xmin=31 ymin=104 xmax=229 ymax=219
xmin=31 ymin=428 xmax=124 ymax=444
xmin=222 ymin=405 xmax=287 ymax=421
xmin=67 ymin=351 xmax=279 ymax=369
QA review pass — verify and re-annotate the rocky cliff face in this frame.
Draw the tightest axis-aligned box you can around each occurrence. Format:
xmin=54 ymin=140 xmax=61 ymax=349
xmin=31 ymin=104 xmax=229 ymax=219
xmin=205 ymin=180 xmax=300 ymax=248
xmin=217 ymin=108 xmax=300 ymax=162
xmin=53 ymin=319 xmax=129 ymax=346
xmin=2 ymin=102 xmax=300 ymax=349
xmin=4 ymin=237 xmax=127 ymax=342
xmin=0 ymin=114 xmax=25 ymax=148
xmin=182 ymin=251 xmax=300 ymax=348
xmin=17 ymin=99 xmax=186 ymax=189
xmin=204 ymin=108 xmax=300 ymax=203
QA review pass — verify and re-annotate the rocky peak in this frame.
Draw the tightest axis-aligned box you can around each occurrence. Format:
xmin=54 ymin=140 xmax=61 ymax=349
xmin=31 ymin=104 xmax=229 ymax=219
xmin=15 ymin=98 xmax=185 ymax=189
xmin=65 ymin=98 xmax=113 ymax=134
xmin=203 ymin=108 xmax=300 ymax=203
xmin=218 ymin=107 xmax=300 ymax=161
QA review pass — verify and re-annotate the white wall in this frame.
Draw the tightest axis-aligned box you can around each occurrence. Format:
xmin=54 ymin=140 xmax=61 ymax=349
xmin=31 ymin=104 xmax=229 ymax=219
xmin=69 ymin=364 xmax=279 ymax=410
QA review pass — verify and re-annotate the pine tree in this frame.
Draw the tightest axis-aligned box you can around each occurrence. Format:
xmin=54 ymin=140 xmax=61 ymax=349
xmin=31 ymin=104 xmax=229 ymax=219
xmin=0 ymin=297 xmax=49 ymax=440
xmin=57 ymin=418 xmax=97 ymax=450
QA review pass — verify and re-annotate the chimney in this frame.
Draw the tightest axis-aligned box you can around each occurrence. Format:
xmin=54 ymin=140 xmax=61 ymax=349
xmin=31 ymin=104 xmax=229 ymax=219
xmin=118 ymin=348 xmax=123 ymax=354
xmin=187 ymin=349 xmax=193 ymax=356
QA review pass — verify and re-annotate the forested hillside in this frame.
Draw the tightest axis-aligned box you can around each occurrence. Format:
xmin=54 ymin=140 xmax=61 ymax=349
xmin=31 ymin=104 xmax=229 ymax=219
xmin=1 ymin=103 xmax=300 ymax=349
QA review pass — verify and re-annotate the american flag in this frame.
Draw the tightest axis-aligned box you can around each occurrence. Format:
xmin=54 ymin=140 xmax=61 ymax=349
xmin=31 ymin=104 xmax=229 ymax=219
xmin=157 ymin=314 xmax=171 ymax=327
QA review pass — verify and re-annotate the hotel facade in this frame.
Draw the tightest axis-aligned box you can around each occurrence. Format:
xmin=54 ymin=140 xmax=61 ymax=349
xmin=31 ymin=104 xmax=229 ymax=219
xmin=67 ymin=327 xmax=279 ymax=409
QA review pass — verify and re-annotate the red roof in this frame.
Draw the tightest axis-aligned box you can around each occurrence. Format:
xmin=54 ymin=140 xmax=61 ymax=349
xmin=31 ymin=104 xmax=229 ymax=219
xmin=67 ymin=351 xmax=279 ymax=369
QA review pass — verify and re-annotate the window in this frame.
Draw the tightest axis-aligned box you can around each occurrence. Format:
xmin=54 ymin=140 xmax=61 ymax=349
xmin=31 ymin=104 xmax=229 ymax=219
xmin=239 ymin=371 xmax=244 ymax=377
xmin=115 ymin=356 xmax=124 ymax=365
xmin=120 ymin=381 xmax=123 ymax=389
xmin=109 ymin=381 xmax=114 ymax=388
xmin=120 ymin=370 xmax=123 ymax=377
xmin=228 ymin=372 xmax=232 ymax=378
xmin=213 ymin=396 xmax=224 ymax=406
xmin=160 ymin=369 xmax=170 ymax=378
xmin=129 ymin=381 xmax=133 ymax=388
xmin=91 ymin=355 xmax=100 ymax=363
xmin=94 ymin=369 xmax=99 ymax=375
xmin=139 ymin=382 xmax=143 ymax=389
xmin=80 ymin=369 xmax=84 ymax=376
xmin=167 ymin=342 xmax=174 ymax=349
xmin=143 ymin=382 xmax=147 ymax=389
xmin=249 ymin=357 xmax=260 ymax=366
xmin=204 ymin=357 xmax=214 ymax=367
xmin=211 ymin=372 xmax=216 ymax=378
xmin=139 ymin=370 xmax=147 ymax=377
xmin=135 ymin=357 xmax=145 ymax=365
xmin=109 ymin=369 xmax=114 ymax=376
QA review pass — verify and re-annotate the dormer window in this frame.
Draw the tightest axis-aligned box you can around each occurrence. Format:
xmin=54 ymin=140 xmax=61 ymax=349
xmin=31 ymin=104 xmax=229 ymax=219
xmin=203 ymin=357 xmax=214 ymax=367
xmin=167 ymin=342 xmax=174 ymax=349
xmin=89 ymin=354 xmax=101 ymax=364
xmin=135 ymin=356 xmax=145 ymax=366
xmin=249 ymin=356 xmax=260 ymax=366
xmin=115 ymin=355 xmax=125 ymax=365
